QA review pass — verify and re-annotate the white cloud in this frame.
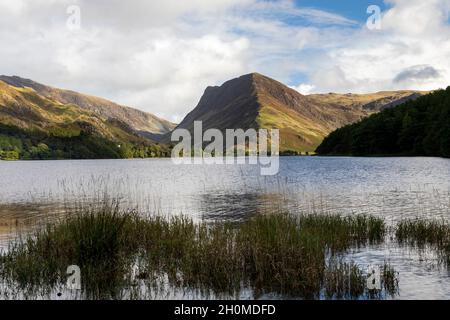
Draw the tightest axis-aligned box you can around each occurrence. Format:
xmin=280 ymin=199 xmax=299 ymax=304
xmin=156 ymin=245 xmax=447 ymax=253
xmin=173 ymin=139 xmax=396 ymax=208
xmin=299 ymin=0 xmax=450 ymax=93
xmin=0 ymin=0 xmax=449 ymax=122
xmin=0 ymin=0 xmax=255 ymax=121
xmin=291 ymin=84 xmax=316 ymax=95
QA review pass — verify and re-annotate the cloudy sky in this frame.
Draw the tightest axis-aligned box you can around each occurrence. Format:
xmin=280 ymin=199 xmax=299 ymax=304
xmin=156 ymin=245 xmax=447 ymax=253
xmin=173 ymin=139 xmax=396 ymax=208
xmin=1 ymin=0 xmax=449 ymax=122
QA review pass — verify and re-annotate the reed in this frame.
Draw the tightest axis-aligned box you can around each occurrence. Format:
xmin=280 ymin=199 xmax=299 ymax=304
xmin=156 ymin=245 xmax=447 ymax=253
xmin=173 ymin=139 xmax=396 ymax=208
xmin=396 ymin=219 xmax=450 ymax=267
xmin=0 ymin=204 xmax=397 ymax=299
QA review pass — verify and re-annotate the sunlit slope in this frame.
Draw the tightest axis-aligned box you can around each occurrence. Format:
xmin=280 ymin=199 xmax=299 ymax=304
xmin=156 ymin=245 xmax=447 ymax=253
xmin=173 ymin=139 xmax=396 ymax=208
xmin=1 ymin=80 xmax=138 ymax=141
xmin=0 ymin=80 xmax=169 ymax=159
xmin=174 ymin=73 xmax=425 ymax=153
xmin=308 ymin=91 xmax=428 ymax=112
xmin=254 ymin=73 xmax=367 ymax=152
xmin=0 ymin=75 xmax=176 ymax=140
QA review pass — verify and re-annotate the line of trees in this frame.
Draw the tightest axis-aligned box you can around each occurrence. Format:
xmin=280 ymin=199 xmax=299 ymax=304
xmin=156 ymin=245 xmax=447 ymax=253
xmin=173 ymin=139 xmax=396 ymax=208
xmin=316 ymin=87 xmax=450 ymax=157
xmin=0 ymin=124 xmax=171 ymax=160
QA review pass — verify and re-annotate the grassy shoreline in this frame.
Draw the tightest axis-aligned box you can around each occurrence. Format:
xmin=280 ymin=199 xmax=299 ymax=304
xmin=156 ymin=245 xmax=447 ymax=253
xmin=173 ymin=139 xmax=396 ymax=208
xmin=0 ymin=203 xmax=401 ymax=300
xmin=1 ymin=200 xmax=449 ymax=300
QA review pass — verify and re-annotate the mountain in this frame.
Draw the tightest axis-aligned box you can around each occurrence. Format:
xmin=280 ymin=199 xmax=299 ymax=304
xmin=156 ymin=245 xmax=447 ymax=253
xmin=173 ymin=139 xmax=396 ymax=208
xmin=0 ymin=73 xmax=429 ymax=160
xmin=316 ymin=88 xmax=450 ymax=157
xmin=170 ymin=73 xmax=425 ymax=153
xmin=0 ymin=76 xmax=176 ymax=141
xmin=0 ymin=78 xmax=173 ymax=160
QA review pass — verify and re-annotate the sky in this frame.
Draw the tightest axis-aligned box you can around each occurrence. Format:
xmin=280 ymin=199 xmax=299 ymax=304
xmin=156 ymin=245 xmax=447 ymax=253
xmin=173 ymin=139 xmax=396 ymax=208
xmin=0 ymin=0 xmax=449 ymax=122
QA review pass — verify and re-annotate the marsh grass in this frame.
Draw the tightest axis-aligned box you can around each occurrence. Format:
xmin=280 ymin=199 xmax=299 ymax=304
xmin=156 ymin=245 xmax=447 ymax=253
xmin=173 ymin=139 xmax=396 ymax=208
xmin=0 ymin=203 xmax=398 ymax=299
xmin=396 ymin=219 xmax=450 ymax=267
xmin=0 ymin=202 xmax=140 ymax=297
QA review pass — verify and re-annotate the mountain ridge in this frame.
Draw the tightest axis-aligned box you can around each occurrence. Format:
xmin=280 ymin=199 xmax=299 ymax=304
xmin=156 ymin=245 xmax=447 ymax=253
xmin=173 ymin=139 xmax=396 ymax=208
xmin=0 ymin=78 xmax=171 ymax=159
xmin=0 ymin=75 xmax=176 ymax=140
xmin=171 ymin=72 xmax=426 ymax=152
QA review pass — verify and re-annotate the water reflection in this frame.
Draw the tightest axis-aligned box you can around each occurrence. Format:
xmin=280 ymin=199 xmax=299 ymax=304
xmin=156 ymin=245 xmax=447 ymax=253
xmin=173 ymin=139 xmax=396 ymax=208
xmin=0 ymin=202 xmax=66 ymax=246
xmin=198 ymin=192 xmax=285 ymax=221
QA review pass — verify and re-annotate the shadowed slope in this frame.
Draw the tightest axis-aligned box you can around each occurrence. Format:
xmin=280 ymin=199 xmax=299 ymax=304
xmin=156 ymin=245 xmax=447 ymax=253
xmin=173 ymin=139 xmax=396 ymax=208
xmin=171 ymin=73 xmax=425 ymax=152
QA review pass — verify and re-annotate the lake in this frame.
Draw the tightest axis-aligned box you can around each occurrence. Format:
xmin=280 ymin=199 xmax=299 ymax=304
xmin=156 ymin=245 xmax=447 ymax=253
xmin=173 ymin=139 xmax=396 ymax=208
xmin=0 ymin=157 xmax=449 ymax=299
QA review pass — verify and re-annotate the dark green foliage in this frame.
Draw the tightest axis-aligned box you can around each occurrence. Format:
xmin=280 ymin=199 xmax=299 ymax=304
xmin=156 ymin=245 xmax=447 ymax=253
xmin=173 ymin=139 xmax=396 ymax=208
xmin=0 ymin=134 xmax=21 ymax=160
xmin=316 ymin=87 xmax=450 ymax=157
xmin=0 ymin=123 xmax=121 ymax=159
xmin=0 ymin=123 xmax=170 ymax=160
xmin=280 ymin=150 xmax=301 ymax=156
xmin=118 ymin=142 xmax=171 ymax=159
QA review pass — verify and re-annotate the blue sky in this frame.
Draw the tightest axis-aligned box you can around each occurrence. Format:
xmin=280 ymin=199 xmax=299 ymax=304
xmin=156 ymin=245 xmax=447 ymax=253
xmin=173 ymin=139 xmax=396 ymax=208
xmin=294 ymin=0 xmax=388 ymax=22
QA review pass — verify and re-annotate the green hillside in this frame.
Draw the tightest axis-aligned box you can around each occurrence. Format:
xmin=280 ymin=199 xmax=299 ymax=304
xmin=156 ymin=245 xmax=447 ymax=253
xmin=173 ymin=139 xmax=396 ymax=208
xmin=316 ymin=87 xmax=450 ymax=157
xmin=0 ymin=80 xmax=170 ymax=160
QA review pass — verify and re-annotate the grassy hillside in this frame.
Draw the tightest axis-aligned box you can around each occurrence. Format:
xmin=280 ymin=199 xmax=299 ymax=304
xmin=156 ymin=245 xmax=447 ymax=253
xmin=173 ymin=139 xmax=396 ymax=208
xmin=173 ymin=73 xmax=426 ymax=154
xmin=0 ymin=81 xmax=170 ymax=160
xmin=316 ymin=87 xmax=450 ymax=157
xmin=0 ymin=76 xmax=176 ymax=140
xmin=308 ymin=91 xmax=428 ymax=111
xmin=256 ymin=93 xmax=327 ymax=153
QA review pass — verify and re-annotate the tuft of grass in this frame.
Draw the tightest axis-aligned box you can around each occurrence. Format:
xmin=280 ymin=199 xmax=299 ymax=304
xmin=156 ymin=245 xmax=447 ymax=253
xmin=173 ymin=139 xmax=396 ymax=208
xmin=396 ymin=219 xmax=449 ymax=246
xmin=396 ymin=219 xmax=450 ymax=267
xmin=0 ymin=206 xmax=396 ymax=300
xmin=0 ymin=202 xmax=141 ymax=297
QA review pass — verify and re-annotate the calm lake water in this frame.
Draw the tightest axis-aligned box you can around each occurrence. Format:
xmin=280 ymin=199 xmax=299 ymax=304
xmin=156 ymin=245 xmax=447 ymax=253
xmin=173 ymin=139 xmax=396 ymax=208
xmin=0 ymin=157 xmax=450 ymax=299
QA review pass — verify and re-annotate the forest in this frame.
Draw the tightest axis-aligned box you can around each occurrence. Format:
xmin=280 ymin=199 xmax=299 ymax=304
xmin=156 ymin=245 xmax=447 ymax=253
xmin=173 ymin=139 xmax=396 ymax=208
xmin=316 ymin=87 xmax=450 ymax=158
xmin=0 ymin=123 xmax=170 ymax=160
